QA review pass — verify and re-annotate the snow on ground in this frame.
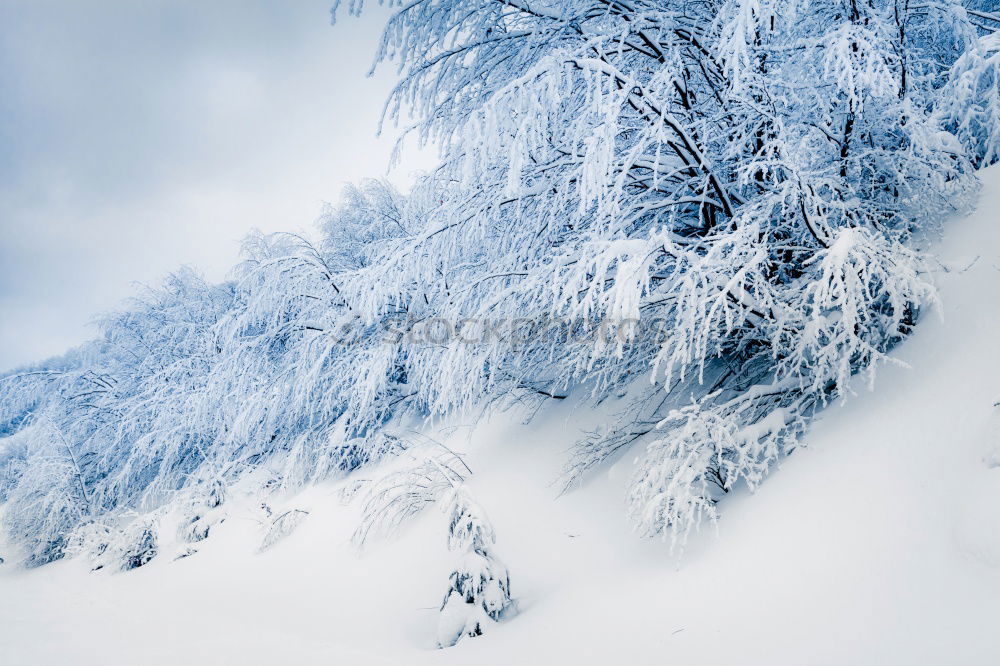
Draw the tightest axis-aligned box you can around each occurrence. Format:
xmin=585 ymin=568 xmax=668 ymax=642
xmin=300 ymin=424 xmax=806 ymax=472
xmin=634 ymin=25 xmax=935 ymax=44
xmin=3 ymin=168 xmax=1000 ymax=665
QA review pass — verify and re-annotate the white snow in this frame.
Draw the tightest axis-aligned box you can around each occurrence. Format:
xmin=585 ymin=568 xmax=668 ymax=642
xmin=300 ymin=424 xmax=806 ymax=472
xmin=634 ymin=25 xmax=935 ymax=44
xmin=3 ymin=167 xmax=1000 ymax=664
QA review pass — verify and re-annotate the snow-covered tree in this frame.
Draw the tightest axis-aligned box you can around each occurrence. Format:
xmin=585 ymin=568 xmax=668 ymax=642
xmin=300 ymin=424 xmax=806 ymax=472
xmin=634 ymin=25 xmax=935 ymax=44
xmin=329 ymin=0 xmax=982 ymax=547
xmin=2 ymin=425 xmax=92 ymax=566
xmin=940 ymin=27 xmax=1000 ymax=166
xmin=437 ymin=485 xmax=512 ymax=648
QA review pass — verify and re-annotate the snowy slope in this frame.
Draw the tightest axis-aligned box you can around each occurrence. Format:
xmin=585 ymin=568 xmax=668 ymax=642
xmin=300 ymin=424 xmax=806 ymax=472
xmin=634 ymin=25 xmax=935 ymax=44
xmin=3 ymin=168 xmax=1000 ymax=665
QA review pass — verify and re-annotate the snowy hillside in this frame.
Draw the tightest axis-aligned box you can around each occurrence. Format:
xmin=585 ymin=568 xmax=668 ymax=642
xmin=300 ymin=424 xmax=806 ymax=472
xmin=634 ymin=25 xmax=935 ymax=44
xmin=4 ymin=3 xmax=1000 ymax=664
xmin=3 ymin=166 xmax=999 ymax=665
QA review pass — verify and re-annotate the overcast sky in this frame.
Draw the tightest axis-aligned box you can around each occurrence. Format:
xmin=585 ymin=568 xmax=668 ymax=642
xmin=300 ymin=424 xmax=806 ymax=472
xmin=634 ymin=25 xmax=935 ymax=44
xmin=0 ymin=0 xmax=432 ymax=372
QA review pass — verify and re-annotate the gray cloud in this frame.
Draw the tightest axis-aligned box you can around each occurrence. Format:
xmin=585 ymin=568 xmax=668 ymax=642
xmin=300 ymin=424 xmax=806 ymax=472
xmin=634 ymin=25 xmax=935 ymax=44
xmin=0 ymin=0 xmax=432 ymax=371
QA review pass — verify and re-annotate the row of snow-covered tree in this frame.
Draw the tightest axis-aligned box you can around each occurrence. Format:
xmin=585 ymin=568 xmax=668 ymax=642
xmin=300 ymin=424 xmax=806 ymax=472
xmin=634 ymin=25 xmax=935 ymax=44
xmin=2 ymin=0 xmax=1000 ymax=594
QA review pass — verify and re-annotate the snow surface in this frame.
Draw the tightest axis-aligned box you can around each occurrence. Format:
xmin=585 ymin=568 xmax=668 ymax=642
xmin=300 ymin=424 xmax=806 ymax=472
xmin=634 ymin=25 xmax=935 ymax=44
xmin=3 ymin=169 xmax=1000 ymax=664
